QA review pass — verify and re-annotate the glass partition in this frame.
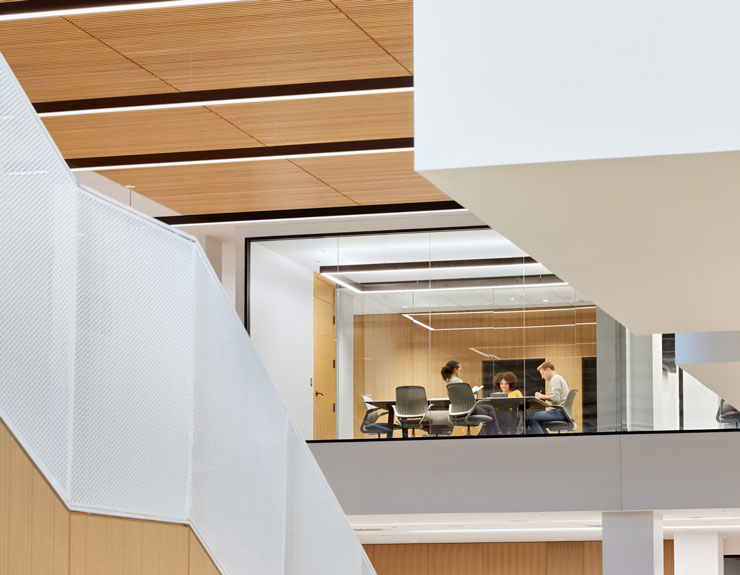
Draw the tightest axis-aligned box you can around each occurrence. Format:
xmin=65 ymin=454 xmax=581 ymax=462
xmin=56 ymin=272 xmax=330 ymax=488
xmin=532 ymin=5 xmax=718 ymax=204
xmin=248 ymin=228 xmax=732 ymax=441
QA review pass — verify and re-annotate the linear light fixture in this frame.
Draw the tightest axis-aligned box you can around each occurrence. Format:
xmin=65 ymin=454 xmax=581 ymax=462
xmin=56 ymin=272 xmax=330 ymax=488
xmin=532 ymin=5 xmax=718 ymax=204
xmin=469 ymin=347 xmax=500 ymax=359
xmin=320 ymin=256 xmax=539 ymax=276
xmin=67 ymin=137 xmax=414 ymax=171
xmin=322 ymin=277 xmax=567 ymax=295
xmin=36 ymin=76 xmax=414 ymax=117
xmin=405 ymin=305 xmax=597 ymax=317
xmin=403 ymin=316 xmax=596 ymax=332
xmin=0 ymin=0 xmax=244 ymax=22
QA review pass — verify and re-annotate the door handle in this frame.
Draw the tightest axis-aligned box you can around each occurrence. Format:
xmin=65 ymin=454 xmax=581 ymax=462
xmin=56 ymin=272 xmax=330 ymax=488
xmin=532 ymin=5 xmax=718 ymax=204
xmin=315 ymin=391 xmax=324 ymax=397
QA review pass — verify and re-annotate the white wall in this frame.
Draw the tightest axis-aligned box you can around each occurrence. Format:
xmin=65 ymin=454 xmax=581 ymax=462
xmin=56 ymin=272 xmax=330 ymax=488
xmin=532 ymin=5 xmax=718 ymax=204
xmin=415 ymin=0 xmax=740 ymax=172
xmin=312 ymin=431 xmax=740 ymax=516
xmin=249 ymin=243 xmax=314 ymax=439
xmin=683 ymin=370 xmax=721 ymax=430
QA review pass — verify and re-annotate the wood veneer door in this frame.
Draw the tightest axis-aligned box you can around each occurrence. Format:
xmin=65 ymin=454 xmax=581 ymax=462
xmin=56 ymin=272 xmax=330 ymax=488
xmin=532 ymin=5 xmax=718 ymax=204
xmin=313 ymin=273 xmax=336 ymax=440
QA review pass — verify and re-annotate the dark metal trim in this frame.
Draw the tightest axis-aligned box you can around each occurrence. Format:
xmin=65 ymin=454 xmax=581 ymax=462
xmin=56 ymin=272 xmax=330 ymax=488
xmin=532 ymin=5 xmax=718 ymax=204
xmin=320 ymin=256 xmax=537 ymax=274
xmin=307 ymin=426 xmax=740 ymax=444
xmin=35 ymin=76 xmax=413 ymax=114
xmin=158 ymin=200 xmax=462 ymax=226
xmin=0 ymin=0 xmax=166 ymax=17
xmin=244 ymin=238 xmax=251 ymax=334
xmin=67 ymin=137 xmax=414 ymax=170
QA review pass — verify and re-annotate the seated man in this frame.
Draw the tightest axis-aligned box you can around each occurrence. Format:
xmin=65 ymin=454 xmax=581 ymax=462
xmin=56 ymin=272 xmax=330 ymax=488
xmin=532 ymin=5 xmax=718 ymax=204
xmin=527 ymin=361 xmax=569 ymax=434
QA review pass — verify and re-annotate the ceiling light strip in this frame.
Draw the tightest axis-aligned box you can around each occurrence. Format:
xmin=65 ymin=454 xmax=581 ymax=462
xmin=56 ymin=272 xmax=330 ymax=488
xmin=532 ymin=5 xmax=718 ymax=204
xmin=320 ymin=277 xmax=568 ymax=295
xmin=406 ymin=305 xmax=597 ymax=317
xmin=404 ymin=317 xmax=596 ymax=332
xmin=319 ymin=256 xmax=539 ymax=275
xmin=0 ymin=0 xmax=244 ymax=21
xmin=67 ymin=137 xmax=414 ymax=171
xmin=35 ymin=76 xmax=414 ymax=116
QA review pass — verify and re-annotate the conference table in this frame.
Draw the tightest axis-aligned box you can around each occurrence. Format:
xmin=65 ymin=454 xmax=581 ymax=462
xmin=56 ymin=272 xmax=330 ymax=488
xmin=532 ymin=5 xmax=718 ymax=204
xmin=366 ymin=396 xmax=550 ymax=438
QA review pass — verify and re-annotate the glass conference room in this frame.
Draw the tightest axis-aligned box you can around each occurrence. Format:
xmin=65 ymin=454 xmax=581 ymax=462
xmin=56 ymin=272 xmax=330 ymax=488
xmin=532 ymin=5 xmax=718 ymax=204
xmin=248 ymin=228 xmax=732 ymax=441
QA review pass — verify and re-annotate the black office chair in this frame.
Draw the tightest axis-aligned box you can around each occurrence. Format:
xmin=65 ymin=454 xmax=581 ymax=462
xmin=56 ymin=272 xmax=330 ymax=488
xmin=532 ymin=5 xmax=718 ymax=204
xmin=716 ymin=399 xmax=740 ymax=428
xmin=359 ymin=395 xmax=397 ymax=438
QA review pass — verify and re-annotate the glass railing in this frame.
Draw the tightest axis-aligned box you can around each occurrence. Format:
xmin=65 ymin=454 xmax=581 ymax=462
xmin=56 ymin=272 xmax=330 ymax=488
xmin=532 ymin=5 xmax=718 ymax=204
xmin=248 ymin=229 xmax=736 ymax=441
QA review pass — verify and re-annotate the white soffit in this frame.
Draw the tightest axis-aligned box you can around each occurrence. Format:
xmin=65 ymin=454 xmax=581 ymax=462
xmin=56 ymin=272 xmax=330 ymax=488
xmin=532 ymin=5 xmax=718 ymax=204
xmin=679 ymin=362 xmax=740 ymax=409
xmin=420 ymin=150 xmax=740 ymax=335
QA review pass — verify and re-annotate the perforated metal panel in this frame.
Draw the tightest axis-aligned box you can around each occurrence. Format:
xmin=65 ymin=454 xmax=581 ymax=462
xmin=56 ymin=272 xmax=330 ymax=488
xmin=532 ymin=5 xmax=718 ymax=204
xmin=0 ymin=51 xmax=371 ymax=575
xmin=191 ymin=252 xmax=289 ymax=575
xmin=285 ymin=423 xmax=372 ymax=575
xmin=70 ymin=190 xmax=193 ymax=519
xmin=0 ymin=53 xmax=77 ymax=496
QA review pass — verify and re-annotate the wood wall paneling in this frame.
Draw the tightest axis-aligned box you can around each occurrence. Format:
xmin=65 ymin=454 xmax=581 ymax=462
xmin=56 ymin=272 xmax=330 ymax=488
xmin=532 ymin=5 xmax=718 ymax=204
xmin=314 ymin=273 xmax=337 ymax=439
xmin=365 ymin=541 xmax=676 ymax=575
xmin=546 ymin=541 xmax=584 ymax=575
xmin=1 ymin=419 xmax=220 ymax=575
xmin=427 ymin=543 xmax=483 ymax=575
xmin=0 ymin=420 xmax=69 ymax=575
xmin=365 ymin=543 xmax=430 ymax=575
xmin=189 ymin=531 xmax=220 ymax=575
xmin=69 ymin=513 xmax=189 ymax=575
xmin=483 ymin=542 xmax=547 ymax=575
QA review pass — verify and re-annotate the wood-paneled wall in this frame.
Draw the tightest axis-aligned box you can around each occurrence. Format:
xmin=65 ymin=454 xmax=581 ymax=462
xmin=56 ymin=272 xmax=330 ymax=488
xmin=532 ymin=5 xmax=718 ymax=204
xmin=354 ymin=307 xmax=596 ymax=437
xmin=0 ymin=420 xmax=220 ymax=575
xmin=364 ymin=541 xmax=675 ymax=575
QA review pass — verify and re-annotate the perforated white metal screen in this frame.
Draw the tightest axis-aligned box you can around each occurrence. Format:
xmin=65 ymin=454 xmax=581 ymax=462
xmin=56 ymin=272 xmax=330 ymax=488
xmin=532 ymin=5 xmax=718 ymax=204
xmin=0 ymin=52 xmax=375 ymax=575
xmin=191 ymin=253 xmax=289 ymax=574
xmin=0 ymin=53 xmax=77 ymax=497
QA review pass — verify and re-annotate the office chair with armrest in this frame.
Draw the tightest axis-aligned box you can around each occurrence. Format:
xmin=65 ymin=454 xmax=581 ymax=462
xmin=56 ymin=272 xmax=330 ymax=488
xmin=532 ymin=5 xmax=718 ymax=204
xmin=716 ymin=399 xmax=740 ymax=428
xmin=540 ymin=389 xmax=578 ymax=434
xmin=395 ymin=386 xmax=433 ymax=437
xmin=359 ymin=395 xmax=397 ymax=438
xmin=446 ymin=381 xmax=497 ymax=436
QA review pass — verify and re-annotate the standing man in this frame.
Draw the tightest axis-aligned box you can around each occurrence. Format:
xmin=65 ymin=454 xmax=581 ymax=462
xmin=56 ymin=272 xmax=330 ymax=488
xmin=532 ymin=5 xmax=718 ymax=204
xmin=527 ymin=361 xmax=569 ymax=434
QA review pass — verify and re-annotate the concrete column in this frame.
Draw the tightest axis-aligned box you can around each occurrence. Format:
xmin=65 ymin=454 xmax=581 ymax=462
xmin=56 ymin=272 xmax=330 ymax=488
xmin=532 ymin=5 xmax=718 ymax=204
xmin=674 ymin=532 xmax=724 ymax=575
xmin=603 ymin=511 xmax=663 ymax=575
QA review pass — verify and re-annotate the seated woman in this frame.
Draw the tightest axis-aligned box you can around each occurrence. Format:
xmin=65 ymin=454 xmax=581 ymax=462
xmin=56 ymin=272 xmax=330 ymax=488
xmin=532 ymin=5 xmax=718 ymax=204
xmin=493 ymin=371 xmax=523 ymax=397
xmin=441 ymin=361 xmax=510 ymax=435
xmin=493 ymin=371 xmax=523 ymax=433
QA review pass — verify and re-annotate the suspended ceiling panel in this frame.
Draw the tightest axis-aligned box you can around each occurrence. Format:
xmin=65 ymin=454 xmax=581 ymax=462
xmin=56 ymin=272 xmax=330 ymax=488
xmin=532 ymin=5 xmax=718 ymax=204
xmin=102 ymin=153 xmax=445 ymax=215
xmin=0 ymin=18 xmax=175 ymax=101
xmin=294 ymin=152 xmax=446 ymax=205
xmin=101 ymin=159 xmax=355 ymax=215
xmin=63 ymin=1 xmax=410 ymax=93
xmin=42 ymin=91 xmax=412 ymax=158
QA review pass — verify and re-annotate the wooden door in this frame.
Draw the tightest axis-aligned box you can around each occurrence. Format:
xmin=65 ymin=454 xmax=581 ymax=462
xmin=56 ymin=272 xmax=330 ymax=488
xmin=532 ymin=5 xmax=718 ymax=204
xmin=313 ymin=273 xmax=336 ymax=440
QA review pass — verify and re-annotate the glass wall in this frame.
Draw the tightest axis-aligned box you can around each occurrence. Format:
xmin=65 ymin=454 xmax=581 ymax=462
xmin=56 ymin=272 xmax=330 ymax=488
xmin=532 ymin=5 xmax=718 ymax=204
xmin=248 ymin=228 xmax=732 ymax=441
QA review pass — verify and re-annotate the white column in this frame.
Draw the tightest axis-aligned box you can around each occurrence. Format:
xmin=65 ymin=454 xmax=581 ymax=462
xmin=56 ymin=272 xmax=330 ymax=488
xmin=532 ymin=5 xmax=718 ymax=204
xmin=674 ymin=532 xmax=724 ymax=575
xmin=603 ymin=511 xmax=663 ymax=575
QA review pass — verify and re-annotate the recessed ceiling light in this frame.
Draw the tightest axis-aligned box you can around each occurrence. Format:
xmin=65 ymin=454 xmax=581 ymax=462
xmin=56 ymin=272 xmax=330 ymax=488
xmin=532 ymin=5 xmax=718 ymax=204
xmin=402 ymin=305 xmax=409 ymax=309
xmin=542 ymin=299 xmax=550 ymax=303
xmin=509 ymin=297 xmax=516 ymax=301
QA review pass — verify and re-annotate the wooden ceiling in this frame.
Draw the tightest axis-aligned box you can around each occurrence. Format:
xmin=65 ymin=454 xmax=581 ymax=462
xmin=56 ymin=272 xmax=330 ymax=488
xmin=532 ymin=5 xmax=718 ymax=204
xmin=0 ymin=0 xmax=444 ymax=215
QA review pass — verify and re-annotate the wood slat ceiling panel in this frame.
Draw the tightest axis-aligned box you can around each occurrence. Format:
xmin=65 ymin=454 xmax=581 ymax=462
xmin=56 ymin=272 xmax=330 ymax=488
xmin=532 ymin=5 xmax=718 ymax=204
xmin=102 ymin=160 xmax=356 ymax=215
xmin=293 ymin=152 xmax=448 ymax=205
xmin=214 ymin=91 xmax=413 ymax=146
xmin=68 ymin=1 xmax=410 ymax=93
xmin=333 ymin=0 xmax=414 ymax=73
xmin=43 ymin=107 xmax=260 ymax=158
xmin=0 ymin=19 xmax=174 ymax=101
